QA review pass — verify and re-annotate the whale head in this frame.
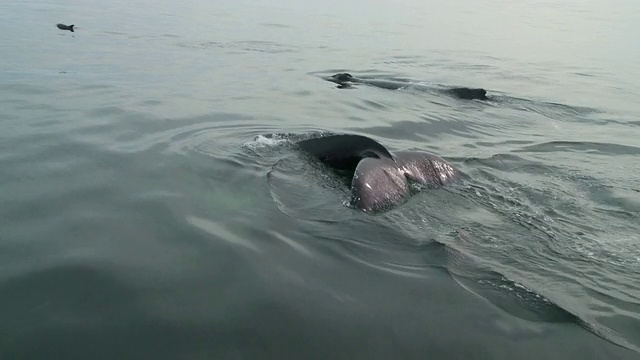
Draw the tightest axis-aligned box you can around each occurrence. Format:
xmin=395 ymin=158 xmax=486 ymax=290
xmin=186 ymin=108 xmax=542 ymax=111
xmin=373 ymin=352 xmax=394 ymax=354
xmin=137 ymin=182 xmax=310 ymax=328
xmin=331 ymin=73 xmax=353 ymax=82
xmin=324 ymin=73 xmax=355 ymax=87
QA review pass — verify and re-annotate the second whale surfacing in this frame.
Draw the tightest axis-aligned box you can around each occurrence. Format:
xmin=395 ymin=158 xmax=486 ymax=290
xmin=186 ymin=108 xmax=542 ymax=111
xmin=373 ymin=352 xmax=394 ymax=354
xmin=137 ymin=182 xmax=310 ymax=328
xmin=325 ymin=72 xmax=488 ymax=100
xmin=296 ymin=134 xmax=461 ymax=213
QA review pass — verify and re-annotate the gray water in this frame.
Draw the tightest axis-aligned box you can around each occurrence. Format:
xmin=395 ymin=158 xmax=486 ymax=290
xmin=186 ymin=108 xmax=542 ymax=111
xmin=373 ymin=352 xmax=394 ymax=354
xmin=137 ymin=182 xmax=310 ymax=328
xmin=1 ymin=0 xmax=640 ymax=358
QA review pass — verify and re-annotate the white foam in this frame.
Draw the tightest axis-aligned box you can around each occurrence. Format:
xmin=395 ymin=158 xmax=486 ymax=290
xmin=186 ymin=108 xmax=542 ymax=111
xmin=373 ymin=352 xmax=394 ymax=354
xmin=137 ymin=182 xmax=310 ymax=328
xmin=242 ymin=134 xmax=290 ymax=150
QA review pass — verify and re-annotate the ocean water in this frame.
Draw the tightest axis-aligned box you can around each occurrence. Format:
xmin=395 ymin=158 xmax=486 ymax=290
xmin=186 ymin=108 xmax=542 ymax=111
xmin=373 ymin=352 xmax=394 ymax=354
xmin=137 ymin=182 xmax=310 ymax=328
xmin=1 ymin=0 xmax=639 ymax=358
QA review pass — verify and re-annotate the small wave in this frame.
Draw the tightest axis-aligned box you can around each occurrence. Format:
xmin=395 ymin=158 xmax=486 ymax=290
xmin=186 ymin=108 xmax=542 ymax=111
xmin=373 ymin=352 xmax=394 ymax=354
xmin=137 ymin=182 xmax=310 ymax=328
xmin=260 ymin=22 xmax=292 ymax=29
xmin=516 ymin=141 xmax=640 ymax=156
xmin=452 ymin=152 xmax=640 ymax=353
xmin=186 ymin=216 xmax=261 ymax=253
xmin=266 ymin=155 xmax=355 ymax=222
xmin=176 ymin=40 xmax=298 ymax=54
xmin=434 ymin=232 xmax=640 ymax=353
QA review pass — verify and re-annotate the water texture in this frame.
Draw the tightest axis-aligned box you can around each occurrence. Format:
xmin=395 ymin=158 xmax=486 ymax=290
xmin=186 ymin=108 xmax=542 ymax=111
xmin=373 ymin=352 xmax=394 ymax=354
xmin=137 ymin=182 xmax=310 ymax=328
xmin=1 ymin=0 xmax=639 ymax=358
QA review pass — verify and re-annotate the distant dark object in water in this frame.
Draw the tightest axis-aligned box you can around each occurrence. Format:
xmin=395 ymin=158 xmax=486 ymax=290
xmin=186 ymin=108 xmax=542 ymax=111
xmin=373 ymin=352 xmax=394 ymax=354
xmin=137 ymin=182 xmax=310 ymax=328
xmin=297 ymin=134 xmax=461 ymax=213
xmin=56 ymin=23 xmax=75 ymax=32
xmin=330 ymin=72 xmax=356 ymax=84
xmin=325 ymin=72 xmax=488 ymax=100
xmin=445 ymin=87 xmax=487 ymax=100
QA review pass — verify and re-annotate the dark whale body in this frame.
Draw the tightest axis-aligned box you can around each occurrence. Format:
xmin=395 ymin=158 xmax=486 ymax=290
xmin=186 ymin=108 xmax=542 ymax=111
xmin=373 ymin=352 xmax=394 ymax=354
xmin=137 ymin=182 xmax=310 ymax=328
xmin=326 ymin=73 xmax=488 ymax=100
xmin=56 ymin=23 xmax=75 ymax=32
xmin=297 ymin=134 xmax=460 ymax=212
xmin=297 ymin=134 xmax=393 ymax=170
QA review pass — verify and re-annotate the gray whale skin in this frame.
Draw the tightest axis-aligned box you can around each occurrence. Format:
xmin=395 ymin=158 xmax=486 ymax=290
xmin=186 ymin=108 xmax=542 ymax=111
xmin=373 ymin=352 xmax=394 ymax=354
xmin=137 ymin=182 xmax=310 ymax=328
xmin=297 ymin=134 xmax=461 ymax=212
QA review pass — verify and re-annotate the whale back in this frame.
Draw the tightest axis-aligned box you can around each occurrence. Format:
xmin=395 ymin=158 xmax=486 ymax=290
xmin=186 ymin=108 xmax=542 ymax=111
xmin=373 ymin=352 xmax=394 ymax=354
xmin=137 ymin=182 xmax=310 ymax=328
xmin=393 ymin=151 xmax=461 ymax=186
xmin=351 ymin=156 xmax=409 ymax=213
xmin=325 ymin=73 xmax=488 ymax=100
xmin=351 ymin=151 xmax=461 ymax=212
xmin=296 ymin=134 xmax=461 ymax=213
xmin=446 ymin=87 xmax=488 ymax=100
xmin=297 ymin=134 xmax=393 ymax=171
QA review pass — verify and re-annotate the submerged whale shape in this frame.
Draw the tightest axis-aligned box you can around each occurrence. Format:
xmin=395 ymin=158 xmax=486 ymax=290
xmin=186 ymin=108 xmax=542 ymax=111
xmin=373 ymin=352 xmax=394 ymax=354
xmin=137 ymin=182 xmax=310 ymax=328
xmin=56 ymin=23 xmax=75 ymax=32
xmin=297 ymin=134 xmax=461 ymax=212
xmin=325 ymin=72 xmax=488 ymax=100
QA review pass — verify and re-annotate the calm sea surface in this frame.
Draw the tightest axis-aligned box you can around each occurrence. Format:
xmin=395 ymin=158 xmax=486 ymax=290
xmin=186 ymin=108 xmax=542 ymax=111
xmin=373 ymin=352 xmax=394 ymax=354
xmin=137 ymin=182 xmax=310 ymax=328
xmin=1 ymin=0 xmax=639 ymax=358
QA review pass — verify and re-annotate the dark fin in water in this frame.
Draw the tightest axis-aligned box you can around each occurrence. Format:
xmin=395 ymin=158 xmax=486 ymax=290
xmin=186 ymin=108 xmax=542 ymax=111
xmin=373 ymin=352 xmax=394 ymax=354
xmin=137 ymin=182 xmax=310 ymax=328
xmin=56 ymin=23 xmax=75 ymax=32
xmin=446 ymin=87 xmax=488 ymax=100
xmin=297 ymin=134 xmax=393 ymax=171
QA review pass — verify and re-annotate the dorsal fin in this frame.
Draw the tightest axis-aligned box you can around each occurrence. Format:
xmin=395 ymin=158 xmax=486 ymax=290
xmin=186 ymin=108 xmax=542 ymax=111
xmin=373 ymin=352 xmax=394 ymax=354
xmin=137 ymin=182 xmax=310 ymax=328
xmin=297 ymin=134 xmax=393 ymax=170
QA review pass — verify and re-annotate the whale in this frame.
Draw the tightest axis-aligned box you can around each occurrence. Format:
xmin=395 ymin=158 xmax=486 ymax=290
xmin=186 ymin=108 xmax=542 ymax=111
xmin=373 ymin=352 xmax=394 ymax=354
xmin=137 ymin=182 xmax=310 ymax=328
xmin=56 ymin=23 xmax=75 ymax=32
xmin=324 ymin=72 xmax=488 ymax=100
xmin=296 ymin=134 xmax=461 ymax=212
